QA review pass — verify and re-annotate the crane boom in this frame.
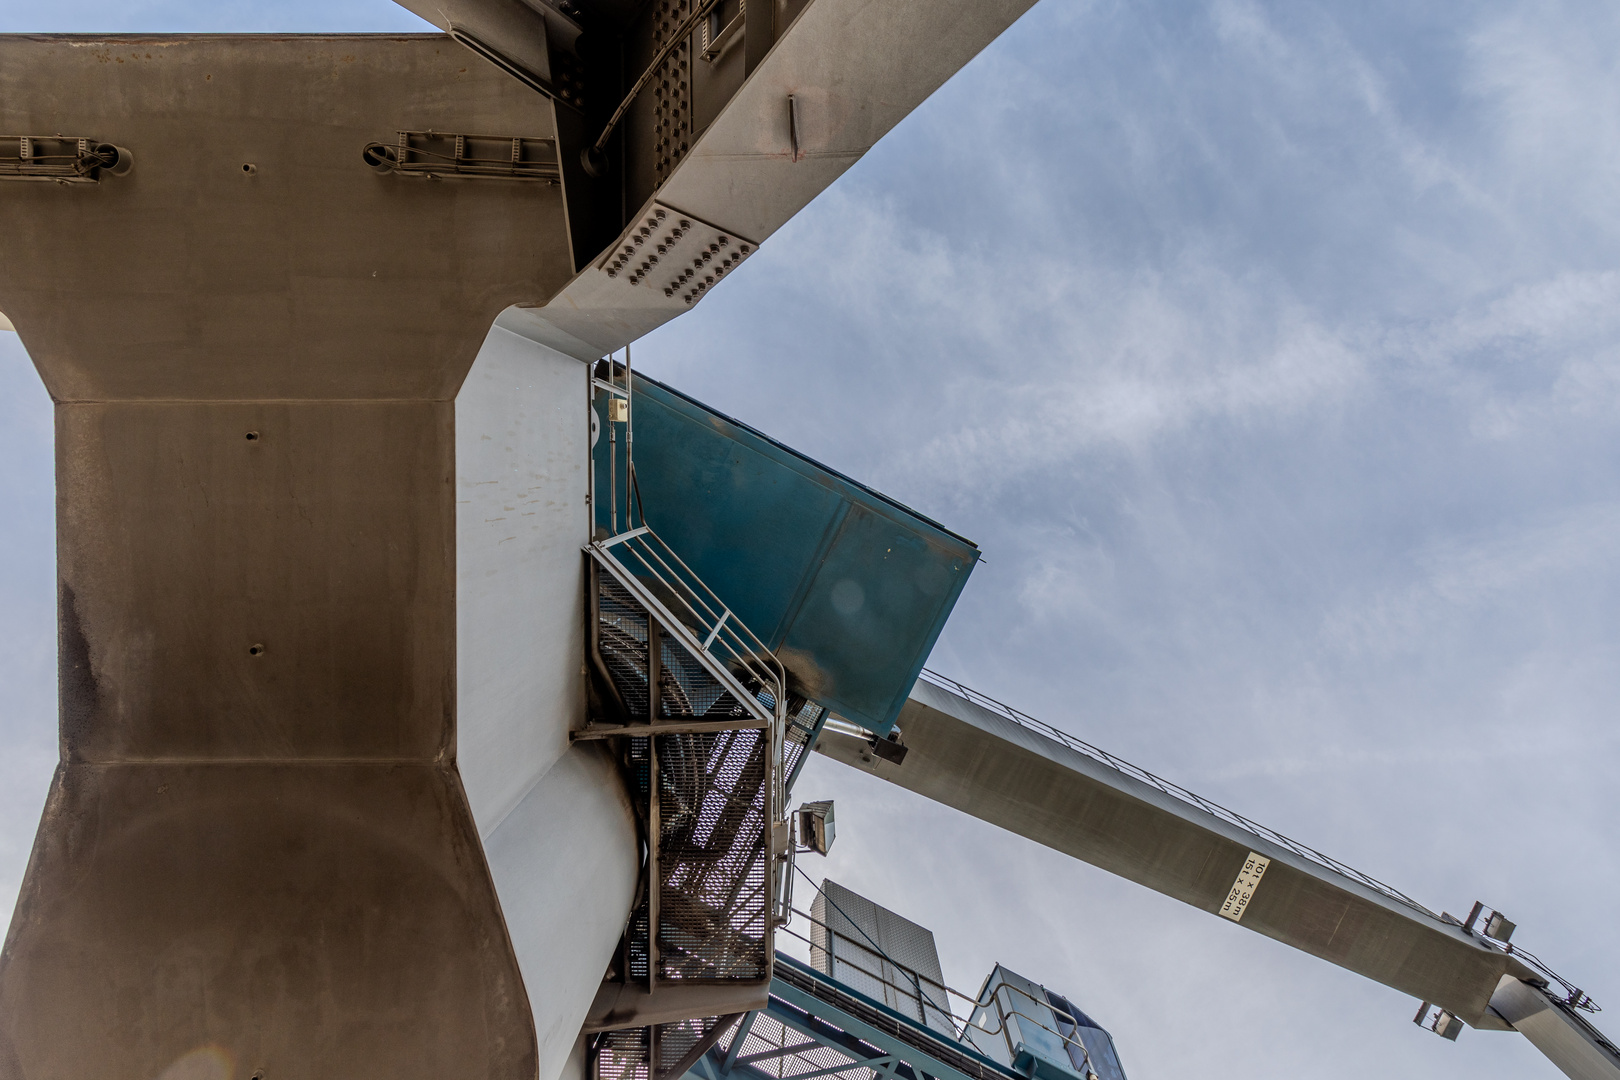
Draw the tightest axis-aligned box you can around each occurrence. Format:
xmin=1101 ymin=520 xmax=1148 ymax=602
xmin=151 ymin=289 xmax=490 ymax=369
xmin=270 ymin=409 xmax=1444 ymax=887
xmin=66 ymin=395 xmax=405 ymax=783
xmin=815 ymin=672 xmax=1618 ymax=1079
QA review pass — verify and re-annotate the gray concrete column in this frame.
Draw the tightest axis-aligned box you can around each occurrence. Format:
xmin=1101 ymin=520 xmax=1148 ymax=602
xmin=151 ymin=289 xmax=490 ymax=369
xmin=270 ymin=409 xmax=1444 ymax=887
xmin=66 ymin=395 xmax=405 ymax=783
xmin=0 ymin=34 xmax=592 ymax=1079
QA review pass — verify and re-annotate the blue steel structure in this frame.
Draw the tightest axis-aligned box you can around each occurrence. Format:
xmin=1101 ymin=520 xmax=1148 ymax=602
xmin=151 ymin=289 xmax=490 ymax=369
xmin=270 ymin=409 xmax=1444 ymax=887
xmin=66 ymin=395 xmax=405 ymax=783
xmin=592 ymin=363 xmax=979 ymax=737
xmin=672 ymin=875 xmax=1128 ymax=1080
xmin=687 ymin=954 xmax=1018 ymax=1080
xmin=964 ymin=967 xmax=1127 ymax=1080
xmin=682 ymin=953 xmax=1126 ymax=1080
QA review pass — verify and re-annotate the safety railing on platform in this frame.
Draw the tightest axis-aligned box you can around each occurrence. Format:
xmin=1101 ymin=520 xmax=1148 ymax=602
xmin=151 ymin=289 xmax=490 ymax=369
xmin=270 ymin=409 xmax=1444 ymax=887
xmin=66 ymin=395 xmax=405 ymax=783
xmin=777 ymin=873 xmax=1103 ymax=1080
xmin=595 ymin=526 xmax=786 ymax=732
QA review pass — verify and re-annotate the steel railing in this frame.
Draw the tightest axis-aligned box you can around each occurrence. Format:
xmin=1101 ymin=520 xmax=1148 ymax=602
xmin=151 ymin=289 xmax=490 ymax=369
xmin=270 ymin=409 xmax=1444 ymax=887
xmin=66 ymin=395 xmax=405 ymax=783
xmin=780 ymin=873 xmax=1102 ymax=1079
xmin=597 ymin=528 xmax=783 ymax=726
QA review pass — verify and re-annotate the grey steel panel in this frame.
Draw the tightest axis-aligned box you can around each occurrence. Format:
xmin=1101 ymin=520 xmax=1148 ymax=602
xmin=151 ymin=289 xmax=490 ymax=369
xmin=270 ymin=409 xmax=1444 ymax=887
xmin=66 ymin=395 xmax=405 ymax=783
xmin=816 ymin=677 xmax=1533 ymax=1028
xmin=1491 ymin=978 xmax=1620 ymax=1080
xmin=505 ymin=0 xmax=1040 ymax=359
xmin=585 ymin=980 xmax=772 ymax=1033
xmin=812 ymin=880 xmax=954 ymax=1037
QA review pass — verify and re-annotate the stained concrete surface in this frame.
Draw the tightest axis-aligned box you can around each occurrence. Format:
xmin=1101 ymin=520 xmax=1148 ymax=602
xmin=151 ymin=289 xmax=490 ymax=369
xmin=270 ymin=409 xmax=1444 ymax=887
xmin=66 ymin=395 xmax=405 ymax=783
xmin=0 ymin=33 xmax=589 ymax=1078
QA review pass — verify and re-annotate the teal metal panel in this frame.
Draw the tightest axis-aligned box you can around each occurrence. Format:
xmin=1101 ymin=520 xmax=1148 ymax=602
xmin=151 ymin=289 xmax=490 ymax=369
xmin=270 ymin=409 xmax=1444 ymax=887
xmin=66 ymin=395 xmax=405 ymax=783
xmin=592 ymin=369 xmax=978 ymax=735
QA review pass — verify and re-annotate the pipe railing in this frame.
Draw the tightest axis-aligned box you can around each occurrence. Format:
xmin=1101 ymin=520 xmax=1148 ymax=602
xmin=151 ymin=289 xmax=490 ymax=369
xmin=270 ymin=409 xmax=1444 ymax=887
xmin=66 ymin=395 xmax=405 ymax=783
xmin=778 ymin=891 xmax=1100 ymax=1080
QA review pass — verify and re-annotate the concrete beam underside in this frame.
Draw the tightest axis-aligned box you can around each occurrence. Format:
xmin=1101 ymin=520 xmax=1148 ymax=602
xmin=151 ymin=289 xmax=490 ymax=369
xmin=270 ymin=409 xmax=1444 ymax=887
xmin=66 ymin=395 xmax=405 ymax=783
xmin=0 ymin=35 xmax=632 ymax=1080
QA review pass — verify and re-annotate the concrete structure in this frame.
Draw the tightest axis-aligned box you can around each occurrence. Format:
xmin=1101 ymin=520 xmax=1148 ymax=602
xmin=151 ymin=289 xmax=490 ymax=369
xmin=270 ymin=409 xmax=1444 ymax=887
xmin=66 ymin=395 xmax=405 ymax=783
xmin=0 ymin=36 xmax=570 ymax=1079
xmin=817 ymin=676 xmax=1530 ymax=1026
xmin=0 ymin=5 xmax=1038 ymax=1076
xmin=1490 ymin=977 xmax=1620 ymax=1080
xmin=8 ymin=5 xmax=1606 ymax=1080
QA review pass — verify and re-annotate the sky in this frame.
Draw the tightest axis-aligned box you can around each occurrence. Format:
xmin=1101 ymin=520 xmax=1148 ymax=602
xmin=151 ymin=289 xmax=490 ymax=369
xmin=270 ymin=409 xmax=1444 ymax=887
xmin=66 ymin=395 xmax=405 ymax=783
xmin=3 ymin=2 xmax=1619 ymax=1079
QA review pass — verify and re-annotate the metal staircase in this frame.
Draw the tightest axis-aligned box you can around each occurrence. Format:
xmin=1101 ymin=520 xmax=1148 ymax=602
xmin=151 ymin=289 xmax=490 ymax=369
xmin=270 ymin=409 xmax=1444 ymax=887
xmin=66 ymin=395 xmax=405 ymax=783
xmin=581 ymin=524 xmax=803 ymax=1080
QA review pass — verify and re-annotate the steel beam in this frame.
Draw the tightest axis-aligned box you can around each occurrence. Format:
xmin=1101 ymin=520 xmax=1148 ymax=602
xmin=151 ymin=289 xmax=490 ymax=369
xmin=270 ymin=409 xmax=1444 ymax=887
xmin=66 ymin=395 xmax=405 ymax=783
xmin=816 ymin=677 xmax=1533 ymax=1028
xmin=499 ymin=0 xmax=1041 ymax=359
xmin=1491 ymin=978 xmax=1620 ymax=1080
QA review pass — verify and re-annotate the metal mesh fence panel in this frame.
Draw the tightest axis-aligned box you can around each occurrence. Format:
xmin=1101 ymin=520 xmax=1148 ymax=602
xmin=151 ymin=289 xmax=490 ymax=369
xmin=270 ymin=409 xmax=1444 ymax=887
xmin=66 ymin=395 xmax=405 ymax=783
xmin=657 ymin=728 xmax=770 ymax=982
xmin=599 ymin=576 xmax=651 ymax=719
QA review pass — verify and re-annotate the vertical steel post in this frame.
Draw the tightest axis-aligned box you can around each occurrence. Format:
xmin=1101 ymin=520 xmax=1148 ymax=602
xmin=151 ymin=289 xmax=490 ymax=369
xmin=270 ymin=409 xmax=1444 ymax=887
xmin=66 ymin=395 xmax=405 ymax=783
xmin=648 ymin=732 xmax=660 ymax=993
xmin=587 ymin=363 xmax=595 ymax=531
xmin=625 ymin=342 xmax=634 ymax=527
xmin=647 ymin=620 xmax=661 ymax=727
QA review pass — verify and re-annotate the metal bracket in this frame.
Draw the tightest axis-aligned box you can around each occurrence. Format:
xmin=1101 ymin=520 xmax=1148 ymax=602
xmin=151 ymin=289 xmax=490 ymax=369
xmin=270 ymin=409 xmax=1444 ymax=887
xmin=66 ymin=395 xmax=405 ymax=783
xmin=362 ymin=131 xmax=560 ymax=182
xmin=701 ymin=1 xmax=747 ymax=63
xmin=1415 ymin=1001 xmax=1463 ymax=1040
xmin=1 ymin=136 xmax=132 ymax=183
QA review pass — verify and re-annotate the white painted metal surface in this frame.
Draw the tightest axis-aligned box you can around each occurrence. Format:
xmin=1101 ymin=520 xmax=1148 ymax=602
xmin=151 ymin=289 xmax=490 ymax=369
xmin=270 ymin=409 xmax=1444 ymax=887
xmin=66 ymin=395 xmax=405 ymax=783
xmin=456 ymin=320 xmax=592 ymax=835
xmin=486 ymin=743 xmax=639 ymax=1080
xmin=456 ymin=317 xmax=640 ymax=1080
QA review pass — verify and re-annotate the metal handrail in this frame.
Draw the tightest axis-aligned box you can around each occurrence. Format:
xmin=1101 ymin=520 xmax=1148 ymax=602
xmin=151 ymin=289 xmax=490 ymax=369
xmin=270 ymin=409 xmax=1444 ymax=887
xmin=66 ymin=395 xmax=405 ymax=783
xmin=592 ymin=349 xmax=795 ymax=936
xmin=781 ymin=896 xmax=1100 ymax=1078
xmin=780 ymin=917 xmax=980 ymax=1032
xmin=598 ymin=528 xmax=784 ymax=724
xmin=592 ymin=523 xmax=793 ymax=935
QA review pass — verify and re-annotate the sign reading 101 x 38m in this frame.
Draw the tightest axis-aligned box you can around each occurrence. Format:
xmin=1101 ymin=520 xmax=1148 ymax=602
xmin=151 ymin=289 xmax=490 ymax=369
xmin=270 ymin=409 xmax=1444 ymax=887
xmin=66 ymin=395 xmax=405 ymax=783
xmin=1219 ymin=852 xmax=1271 ymax=922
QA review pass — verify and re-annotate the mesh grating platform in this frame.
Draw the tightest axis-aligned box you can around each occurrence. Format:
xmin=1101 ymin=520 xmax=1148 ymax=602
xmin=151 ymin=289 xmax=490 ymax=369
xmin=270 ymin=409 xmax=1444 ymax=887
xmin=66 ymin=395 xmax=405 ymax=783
xmin=726 ymin=1011 xmax=874 ymax=1080
xmin=657 ymin=728 xmax=770 ymax=982
xmin=594 ymin=1015 xmax=722 ymax=1080
xmin=599 ymin=576 xmax=652 ymax=719
xmin=780 ymin=699 xmax=826 ymax=793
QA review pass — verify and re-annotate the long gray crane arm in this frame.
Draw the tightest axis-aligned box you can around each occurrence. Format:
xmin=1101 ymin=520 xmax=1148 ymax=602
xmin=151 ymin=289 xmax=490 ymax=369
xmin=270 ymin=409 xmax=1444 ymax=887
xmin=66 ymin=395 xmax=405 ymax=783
xmin=814 ymin=672 xmax=1619 ymax=1080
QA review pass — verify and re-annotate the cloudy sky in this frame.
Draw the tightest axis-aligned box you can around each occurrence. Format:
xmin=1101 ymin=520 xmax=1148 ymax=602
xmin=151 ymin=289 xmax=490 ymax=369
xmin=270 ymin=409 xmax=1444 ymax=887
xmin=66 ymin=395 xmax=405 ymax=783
xmin=3 ymin=1 xmax=1618 ymax=1078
